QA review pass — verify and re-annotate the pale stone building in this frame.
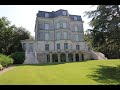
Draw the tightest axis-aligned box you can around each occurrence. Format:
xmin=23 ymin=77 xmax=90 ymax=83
xmin=21 ymin=9 xmax=93 ymax=64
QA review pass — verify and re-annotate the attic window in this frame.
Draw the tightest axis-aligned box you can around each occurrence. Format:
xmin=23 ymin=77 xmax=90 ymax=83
xmin=62 ymin=11 xmax=67 ymax=16
xmin=74 ymin=16 xmax=77 ymax=20
xmin=45 ymin=13 xmax=49 ymax=17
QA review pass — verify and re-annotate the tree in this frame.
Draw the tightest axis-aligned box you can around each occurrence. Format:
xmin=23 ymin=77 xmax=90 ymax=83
xmin=84 ymin=5 xmax=120 ymax=59
xmin=0 ymin=17 xmax=32 ymax=55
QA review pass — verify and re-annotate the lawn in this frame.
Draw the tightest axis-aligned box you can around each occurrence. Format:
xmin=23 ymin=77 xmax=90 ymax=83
xmin=0 ymin=59 xmax=120 ymax=85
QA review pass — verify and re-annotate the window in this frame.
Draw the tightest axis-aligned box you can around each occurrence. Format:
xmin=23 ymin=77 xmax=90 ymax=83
xmin=75 ymin=35 xmax=79 ymax=41
xmin=29 ymin=43 xmax=33 ymax=52
xmin=64 ymin=32 xmax=67 ymax=39
xmin=64 ymin=43 xmax=68 ymax=49
xmin=45 ymin=24 xmax=49 ymax=30
xmin=45 ymin=33 xmax=49 ymax=40
xmin=45 ymin=44 xmax=49 ymax=51
xmin=63 ymin=22 xmax=67 ymax=28
xmin=45 ymin=13 xmax=49 ymax=17
xmin=75 ymin=26 xmax=78 ymax=31
xmin=57 ymin=44 xmax=60 ymax=49
xmin=57 ymin=32 xmax=61 ymax=40
xmin=74 ymin=16 xmax=77 ymax=20
xmin=76 ymin=45 xmax=80 ymax=50
xmin=62 ymin=11 xmax=67 ymax=15
xmin=57 ymin=23 xmax=60 ymax=29
xmin=23 ymin=43 xmax=26 ymax=51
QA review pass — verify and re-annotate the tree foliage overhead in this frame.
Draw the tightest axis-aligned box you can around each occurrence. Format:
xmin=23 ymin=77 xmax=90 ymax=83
xmin=0 ymin=17 xmax=32 ymax=55
xmin=84 ymin=5 xmax=120 ymax=59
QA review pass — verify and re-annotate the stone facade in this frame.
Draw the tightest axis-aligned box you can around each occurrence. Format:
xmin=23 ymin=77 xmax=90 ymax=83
xmin=21 ymin=9 xmax=94 ymax=64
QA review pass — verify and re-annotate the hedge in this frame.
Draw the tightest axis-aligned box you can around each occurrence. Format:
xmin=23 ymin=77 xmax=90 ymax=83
xmin=0 ymin=54 xmax=13 ymax=67
xmin=10 ymin=52 xmax=25 ymax=64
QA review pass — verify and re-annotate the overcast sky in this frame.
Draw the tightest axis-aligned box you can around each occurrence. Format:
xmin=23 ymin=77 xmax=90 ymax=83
xmin=0 ymin=5 xmax=97 ymax=36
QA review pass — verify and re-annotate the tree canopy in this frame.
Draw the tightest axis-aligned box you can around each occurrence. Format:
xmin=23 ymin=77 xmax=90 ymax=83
xmin=0 ymin=17 xmax=33 ymax=55
xmin=84 ymin=5 xmax=120 ymax=59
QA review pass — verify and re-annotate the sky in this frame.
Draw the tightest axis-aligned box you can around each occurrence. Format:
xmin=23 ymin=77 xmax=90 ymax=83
xmin=0 ymin=5 xmax=97 ymax=36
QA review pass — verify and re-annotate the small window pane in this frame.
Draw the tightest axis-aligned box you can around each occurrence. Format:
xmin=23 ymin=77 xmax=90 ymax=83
xmin=76 ymin=35 xmax=79 ymax=41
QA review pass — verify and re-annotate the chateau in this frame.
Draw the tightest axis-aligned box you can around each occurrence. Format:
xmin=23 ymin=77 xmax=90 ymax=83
xmin=21 ymin=9 xmax=105 ymax=64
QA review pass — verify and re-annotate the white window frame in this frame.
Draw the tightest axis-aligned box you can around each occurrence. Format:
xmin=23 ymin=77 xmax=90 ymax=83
xmin=45 ymin=24 xmax=49 ymax=30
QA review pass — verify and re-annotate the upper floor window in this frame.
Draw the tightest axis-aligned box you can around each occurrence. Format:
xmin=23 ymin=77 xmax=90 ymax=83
xmin=45 ymin=44 xmax=49 ymax=51
xmin=64 ymin=43 xmax=68 ymax=49
xmin=45 ymin=24 xmax=49 ymax=30
xmin=75 ymin=35 xmax=79 ymax=41
xmin=76 ymin=45 xmax=80 ymax=50
xmin=75 ymin=26 xmax=78 ymax=31
xmin=45 ymin=33 xmax=49 ymax=40
xmin=45 ymin=13 xmax=49 ymax=17
xmin=57 ymin=23 xmax=60 ymax=29
xmin=63 ymin=22 xmax=67 ymax=28
xmin=29 ymin=43 xmax=33 ymax=52
xmin=64 ymin=32 xmax=68 ymax=39
xmin=74 ymin=16 xmax=77 ymax=20
xmin=62 ymin=11 xmax=67 ymax=15
xmin=57 ymin=32 xmax=61 ymax=40
xmin=57 ymin=44 xmax=60 ymax=49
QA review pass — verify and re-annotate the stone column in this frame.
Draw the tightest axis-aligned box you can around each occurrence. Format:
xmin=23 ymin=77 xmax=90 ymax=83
xmin=73 ymin=53 xmax=76 ymax=62
xmin=79 ymin=53 xmax=82 ymax=61
xmin=66 ymin=53 xmax=69 ymax=62
xmin=58 ymin=53 xmax=60 ymax=62
xmin=50 ymin=53 xmax=52 ymax=63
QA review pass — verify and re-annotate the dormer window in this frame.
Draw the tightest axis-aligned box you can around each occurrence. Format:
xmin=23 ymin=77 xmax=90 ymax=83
xmin=62 ymin=11 xmax=67 ymax=16
xmin=45 ymin=13 xmax=49 ymax=17
xmin=74 ymin=16 xmax=77 ymax=20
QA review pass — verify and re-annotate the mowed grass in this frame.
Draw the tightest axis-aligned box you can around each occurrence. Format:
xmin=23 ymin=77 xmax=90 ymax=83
xmin=0 ymin=59 xmax=120 ymax=85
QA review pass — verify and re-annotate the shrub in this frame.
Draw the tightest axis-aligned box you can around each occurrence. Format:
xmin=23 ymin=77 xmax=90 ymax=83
xmin=10 ymin=52 xmax=25 ymax=64
xmin=0 ymin=54 xmax=13 ymax=67
xmin=0 ymin=64 xmax=3 ymax=71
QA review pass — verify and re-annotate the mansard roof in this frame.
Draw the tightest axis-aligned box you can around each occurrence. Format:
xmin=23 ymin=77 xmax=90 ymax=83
xmin=36 ymin=9 xmax=82 ymax=21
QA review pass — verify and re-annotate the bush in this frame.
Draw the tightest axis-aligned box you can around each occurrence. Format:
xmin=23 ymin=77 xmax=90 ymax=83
xmin=0 ymin=64 xmax=3 ymax=71
xmin=0 ymin=54 xmax=13 ymax=67
xmin=10 ymin=52 xmax=25 ymax=64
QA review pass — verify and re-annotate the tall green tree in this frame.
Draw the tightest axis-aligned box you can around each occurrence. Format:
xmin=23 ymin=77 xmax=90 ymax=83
xmin=0 ymin=17 xmax=32 ymax=55
xmin=84 ymin=5 xmax=120 ymax=59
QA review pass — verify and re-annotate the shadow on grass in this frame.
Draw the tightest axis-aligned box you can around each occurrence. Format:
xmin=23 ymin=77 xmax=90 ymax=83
xmin=14 ymin=61 xmax=86 ymax=67
xmin=14 ymin=62 xmax=66 ymax=67
xmin=87 ymin=65 xmax=120 ymax=85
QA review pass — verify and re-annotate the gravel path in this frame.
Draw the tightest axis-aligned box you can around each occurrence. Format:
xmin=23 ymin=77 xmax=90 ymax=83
xmin=0 ymin=66 xmax=15 ymax=74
